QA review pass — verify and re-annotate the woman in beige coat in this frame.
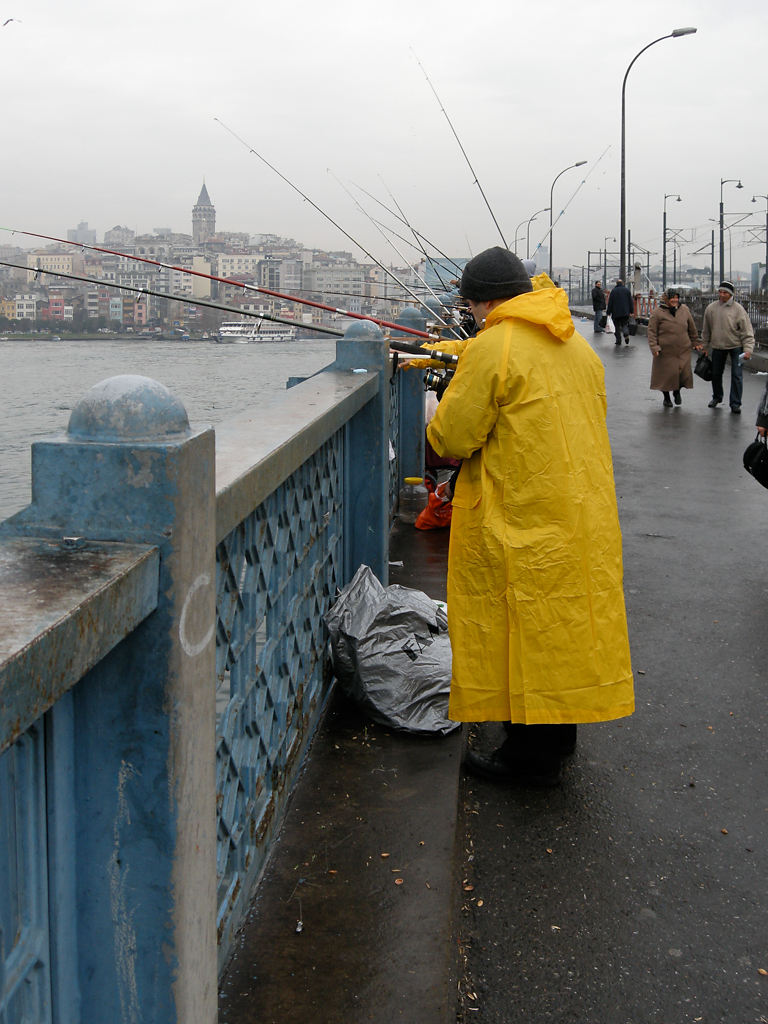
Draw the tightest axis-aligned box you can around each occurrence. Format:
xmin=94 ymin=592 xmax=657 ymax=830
xmin=647 ymin=289 xmax=701 ymax=407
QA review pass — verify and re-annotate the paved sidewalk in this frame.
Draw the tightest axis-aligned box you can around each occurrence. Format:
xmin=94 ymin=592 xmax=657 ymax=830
xmin=218 ymin=523 xmax=460 ymax=1024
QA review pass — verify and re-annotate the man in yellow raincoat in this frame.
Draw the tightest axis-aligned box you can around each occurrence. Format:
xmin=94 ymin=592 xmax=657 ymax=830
xmin=426 ymin=247 xmax=634 ymax=785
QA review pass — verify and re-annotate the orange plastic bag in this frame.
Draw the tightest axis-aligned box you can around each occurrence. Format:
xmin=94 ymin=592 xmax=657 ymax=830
xmin=415 ymin=482 xmax=452 ymax=530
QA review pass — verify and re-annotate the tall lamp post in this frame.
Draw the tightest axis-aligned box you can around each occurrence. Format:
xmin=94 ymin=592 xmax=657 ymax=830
xmin=719 ymin=177 xmax=743 ymax=282
xmin=620 ymin=27 xmax=696 ymax=281
xmin=603 ymin=236 xmax=615 ymax=285
xmin=548 ymin=160 xmax=587 ymax=278
xmin=526 ymin=207 xmax=550 ymax=260
xmin=513 ymin=217 xmax=529 ymax=255
xmin=662 ymin=193 xmax=681 ymax=291
xmin=752 ymin=194 xmax=768 ymax=291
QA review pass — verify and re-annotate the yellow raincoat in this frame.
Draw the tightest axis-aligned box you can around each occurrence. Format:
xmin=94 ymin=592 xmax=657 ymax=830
xmin=426 ymin=283 xmax=634 ymax=724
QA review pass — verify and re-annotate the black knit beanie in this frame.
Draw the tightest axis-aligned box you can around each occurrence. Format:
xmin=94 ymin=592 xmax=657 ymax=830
xmin=459 ymin=247 xmax=533 ymax=301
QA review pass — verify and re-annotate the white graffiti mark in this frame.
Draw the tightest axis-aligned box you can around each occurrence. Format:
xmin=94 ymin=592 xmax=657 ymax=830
xmin=179 ymin=573 xmax=215 ymax=657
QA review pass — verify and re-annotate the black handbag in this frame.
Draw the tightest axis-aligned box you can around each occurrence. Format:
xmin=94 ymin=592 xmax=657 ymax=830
xmin=599 ymin=313 xmax=607 ymax=328
xmin=694 ymin=351 xmax=713 ymax=381
xmin=743 ymin=434 xmax=768 ymax=489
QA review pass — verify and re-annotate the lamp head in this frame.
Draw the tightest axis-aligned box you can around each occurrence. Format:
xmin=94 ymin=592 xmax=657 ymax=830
xmin=671 ymin=26 xmax=697 ymax=36
xmin=736 ymin=180 xmax=744 ymax=189
xmin=575 ymin=160 xmax=587 ymax=168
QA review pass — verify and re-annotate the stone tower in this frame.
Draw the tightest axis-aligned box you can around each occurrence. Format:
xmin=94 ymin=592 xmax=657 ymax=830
xmin=192 ymin=182 xmax=215 ymax=245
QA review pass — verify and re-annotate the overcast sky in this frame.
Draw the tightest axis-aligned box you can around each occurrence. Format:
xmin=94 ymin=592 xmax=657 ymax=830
xmin=3 ymin=0 xmax=766 ymax=277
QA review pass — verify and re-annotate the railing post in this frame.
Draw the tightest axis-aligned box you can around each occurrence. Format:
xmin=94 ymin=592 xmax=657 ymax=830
xmin=6 ymin=375 xmax=218 ymax=1024
xmin=333 ymin=320 xmax=391 ymax=586
xmin=393 ymin=306 xmax=427 ymax=481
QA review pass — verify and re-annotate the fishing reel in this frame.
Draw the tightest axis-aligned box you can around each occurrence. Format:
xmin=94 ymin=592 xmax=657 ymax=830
xmin=423 ymin=366 xmax=455 ymax=398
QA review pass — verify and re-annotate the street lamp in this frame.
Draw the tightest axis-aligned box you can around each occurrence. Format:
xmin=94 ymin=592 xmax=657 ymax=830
xmin=662 ymin=194 xmax=682 ymax=291
xmin=719 ymin=178 xmax=743 ymax=282
xmin=620 ymin=27 xmax=697 ymax=281
xmin=548 ymin=160 xmax=587 ymax=277
xmin=526 ymin=207 xmax=550 ymax=260
xmin=513 ymin=217 xmax=529 ymax=255
xmin=752 ymin=194 xmax=768 ymax=292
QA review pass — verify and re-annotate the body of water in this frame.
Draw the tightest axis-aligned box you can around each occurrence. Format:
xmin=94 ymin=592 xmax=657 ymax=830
xmin=0 ymin=336 xmax=337 ymax=520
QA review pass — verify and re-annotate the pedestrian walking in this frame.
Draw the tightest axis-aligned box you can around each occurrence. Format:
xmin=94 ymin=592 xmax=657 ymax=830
xmin=426 ymin=247 xmax=634 ymax=787
xmin=702 ymin=281 xmax=755 ymax=413
xmin=592 ymin=280 xmax=606 ymax=333
xmin=647 ymin=289 xmax=701 ymax=408
xmin=606 ymin=278 xmax=634 ymax=345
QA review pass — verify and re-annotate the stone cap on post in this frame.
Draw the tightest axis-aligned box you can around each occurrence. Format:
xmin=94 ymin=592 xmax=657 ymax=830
xmin=67 ymin=375 xmax=191 ymax=443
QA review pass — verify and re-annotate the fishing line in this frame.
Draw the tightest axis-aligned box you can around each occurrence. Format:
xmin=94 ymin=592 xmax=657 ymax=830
xmin=411 ymin=47 xmax=508 ymax=249
xmin=349 ymin=179 xmax=465 ymax=275
xmin=327 ymin=168 xmax=459 ymax=332
xmin=530 ymin=146 xmax=612 ymax=261
xmin=213 ymin=117 xmax=438 ymax=319
xmin=376 ymin=173 xmax=453 ymax=292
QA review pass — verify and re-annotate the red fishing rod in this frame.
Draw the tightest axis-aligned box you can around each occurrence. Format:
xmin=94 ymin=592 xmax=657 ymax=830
xmin=1 ymin=227 xmax=439 ymax=341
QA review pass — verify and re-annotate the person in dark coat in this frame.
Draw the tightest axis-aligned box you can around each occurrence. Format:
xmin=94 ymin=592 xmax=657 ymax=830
xmin=757 ymin=377 xmax=768 ymax=437
xmin=606 ymin=278 xmax=634 ymax=345
xmin=591 ymin=280 xmax=606 ymax=333
xmin=647 ymin=290 xmax=702 ymax=407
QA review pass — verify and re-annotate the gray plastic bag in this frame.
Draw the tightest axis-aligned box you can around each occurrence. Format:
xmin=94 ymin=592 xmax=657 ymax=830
xmin=324 ymin=564 xmax=458 ymax=735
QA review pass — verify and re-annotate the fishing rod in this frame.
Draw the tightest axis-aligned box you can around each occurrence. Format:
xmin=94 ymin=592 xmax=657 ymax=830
xmin=328 ymin=169 xmax=466 ymax=339
xmin=327 ymin=168 xmax=458 ymax=332
xmin=0 ymin=227 xmax=437 ymax=341
xmin=377 ymin=173 xmax=454 ymax=293
xmin=411 ymin=48 xmax=508 ymax=249
xmin=0 ymin=261 xmax=344 ymax=337
xmin=388 ymin=339 xmax=458 ymax=365
xmin=349 ymin=178 xmax=465 ymax=276
xmin=213 ymin=117 xmax=441 ymax=323
xmin=372 ymin=216 xmax=465 ymax=297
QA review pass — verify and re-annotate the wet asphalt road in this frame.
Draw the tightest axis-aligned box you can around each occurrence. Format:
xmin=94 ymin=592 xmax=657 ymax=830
xmin=456 ymin=322 xmax=768 ymax=1024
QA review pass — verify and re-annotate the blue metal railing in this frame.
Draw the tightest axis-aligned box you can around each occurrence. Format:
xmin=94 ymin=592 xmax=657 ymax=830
xmin=0 ymin=319 xmax=425 ymax=1022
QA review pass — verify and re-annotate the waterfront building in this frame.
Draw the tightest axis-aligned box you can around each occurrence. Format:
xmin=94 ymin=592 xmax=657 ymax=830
xmin=25 ymin=250 xmax=85 ymax=282
xmin=14 ymin=294 xmax=38 ymax=320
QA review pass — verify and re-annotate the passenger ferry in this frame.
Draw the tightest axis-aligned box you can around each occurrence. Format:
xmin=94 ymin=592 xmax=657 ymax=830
xmin=217 ymin=320 xmax=297 ymax=344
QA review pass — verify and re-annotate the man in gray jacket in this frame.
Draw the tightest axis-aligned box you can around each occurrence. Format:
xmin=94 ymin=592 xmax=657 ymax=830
xmin=702 ymin=281 xmax=755 ymax=413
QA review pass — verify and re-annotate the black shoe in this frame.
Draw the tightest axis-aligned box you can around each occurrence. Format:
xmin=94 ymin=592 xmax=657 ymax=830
xmin=464 ymin=746 xmax=561 ymax=787
xmin=624 ymin=337 xmax=630 ymax=344
xmin=673 ymin=390 xmax=682 ymax=405
xmin=731 ymin=406 xmax=741 ymax=414
xmin=503 ymin=721 xmax=577 ymax=756
xmin=708 ymin=399 xmax=721 ymax=408
xmin=663 ymin=394 xmax=673 ymax=408
xmin=614 ymin=338 xmax=621 ymax=346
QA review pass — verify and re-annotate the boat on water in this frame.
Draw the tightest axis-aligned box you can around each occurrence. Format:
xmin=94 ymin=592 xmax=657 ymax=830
xmin=217 ymin=320 xmax=297 ymax=344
